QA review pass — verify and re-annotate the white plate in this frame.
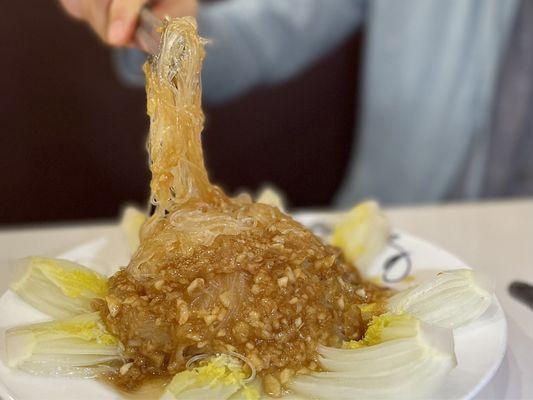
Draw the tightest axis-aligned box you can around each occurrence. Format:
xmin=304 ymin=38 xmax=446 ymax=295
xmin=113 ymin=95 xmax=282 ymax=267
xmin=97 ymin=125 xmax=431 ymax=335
xmin=0 ymin=213 xmax=507 ymax=400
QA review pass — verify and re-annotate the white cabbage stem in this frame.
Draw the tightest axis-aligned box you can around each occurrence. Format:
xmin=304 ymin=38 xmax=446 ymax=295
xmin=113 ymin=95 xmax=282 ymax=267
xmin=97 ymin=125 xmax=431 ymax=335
xmin=331 ymin=200 xmax=390 ymax=270
xmin=388 ymin=269 xmax=493 ymax=329
xmin=288 ymin=316 xmax=456 ymax=400
xmin=10 ymin=256 xmax=108 ymax=319
xmin=5 ymin=312 xmax=122 ymax=377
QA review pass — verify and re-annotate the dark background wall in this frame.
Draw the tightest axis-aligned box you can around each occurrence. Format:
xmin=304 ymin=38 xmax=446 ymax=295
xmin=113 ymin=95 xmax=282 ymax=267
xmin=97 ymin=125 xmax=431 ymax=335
xmin=0 ymin=1 xmax=363 ymax=226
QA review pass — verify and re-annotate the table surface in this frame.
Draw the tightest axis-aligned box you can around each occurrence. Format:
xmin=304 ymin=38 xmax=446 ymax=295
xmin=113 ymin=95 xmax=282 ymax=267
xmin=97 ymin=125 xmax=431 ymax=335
xmin=1 ymin=199 xmax=532 ymax=399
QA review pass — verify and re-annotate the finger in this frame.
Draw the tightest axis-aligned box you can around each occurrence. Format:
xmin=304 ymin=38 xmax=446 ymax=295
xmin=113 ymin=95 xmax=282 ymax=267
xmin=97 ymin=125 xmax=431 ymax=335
xmin=107 ymin=0 xmax=150 ymax=46
xmin=82 ymin=0 xmax=112 ymax=41
xmin=151 ymin=0 xmax=198 ymax=19
xmin=58 ymin=0 xmax=84 ymax=19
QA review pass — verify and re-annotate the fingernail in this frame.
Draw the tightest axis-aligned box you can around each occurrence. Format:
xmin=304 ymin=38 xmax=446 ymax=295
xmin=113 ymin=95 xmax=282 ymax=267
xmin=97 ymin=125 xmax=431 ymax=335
xmin=108 ymin=20 xmax=125 ymax=45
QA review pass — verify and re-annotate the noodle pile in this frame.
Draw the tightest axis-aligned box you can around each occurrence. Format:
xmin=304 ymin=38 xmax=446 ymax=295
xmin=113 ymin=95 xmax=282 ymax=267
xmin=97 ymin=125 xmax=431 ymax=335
xmin=98 ymin=17 xmax=386 ymax=395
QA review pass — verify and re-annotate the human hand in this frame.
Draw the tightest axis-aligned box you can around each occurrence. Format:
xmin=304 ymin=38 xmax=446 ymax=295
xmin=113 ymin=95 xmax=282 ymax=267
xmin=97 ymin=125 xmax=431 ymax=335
xmin=58 ymin=0 xmax=198 ymax=47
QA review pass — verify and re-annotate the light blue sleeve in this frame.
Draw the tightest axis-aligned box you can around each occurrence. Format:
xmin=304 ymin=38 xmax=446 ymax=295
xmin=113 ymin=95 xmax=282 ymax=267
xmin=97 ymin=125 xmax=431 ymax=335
xmin=198 ymin=0 xmax=366 ymax=103
xmin=114 ymin=0 xmax=366 ymax=103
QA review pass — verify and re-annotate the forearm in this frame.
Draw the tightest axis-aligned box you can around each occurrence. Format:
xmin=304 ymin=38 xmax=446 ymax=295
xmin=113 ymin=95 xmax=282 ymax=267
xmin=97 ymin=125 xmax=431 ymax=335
xmin=199 ymin=0 xmax=366 ymax=103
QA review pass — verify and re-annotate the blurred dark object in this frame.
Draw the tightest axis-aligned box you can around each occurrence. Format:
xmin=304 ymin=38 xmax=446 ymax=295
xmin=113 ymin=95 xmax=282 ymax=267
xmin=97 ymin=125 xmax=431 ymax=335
xmin=0 ymin=1 xmax=150 ymax=225
xmin=509 ymin=281 xmax=533 ymax=309
xmin=0 ymin=1 xmax=362 ymax=226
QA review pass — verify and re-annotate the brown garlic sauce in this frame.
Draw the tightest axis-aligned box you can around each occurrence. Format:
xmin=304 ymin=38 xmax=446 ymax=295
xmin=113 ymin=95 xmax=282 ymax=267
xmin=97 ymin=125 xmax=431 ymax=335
xmin=94 ymin=17 xmax=388 ymax=396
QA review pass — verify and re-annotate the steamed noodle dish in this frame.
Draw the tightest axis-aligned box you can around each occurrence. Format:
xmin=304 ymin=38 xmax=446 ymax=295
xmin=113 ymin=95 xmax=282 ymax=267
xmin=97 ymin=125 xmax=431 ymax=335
xmin=4 ymin=17 xmax=495 ymax=400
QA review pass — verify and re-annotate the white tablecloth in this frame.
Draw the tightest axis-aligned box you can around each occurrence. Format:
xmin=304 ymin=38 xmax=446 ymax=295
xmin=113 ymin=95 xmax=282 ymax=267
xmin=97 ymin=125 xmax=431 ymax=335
xmin=1 ymin=199 xmax=532 ymax=399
